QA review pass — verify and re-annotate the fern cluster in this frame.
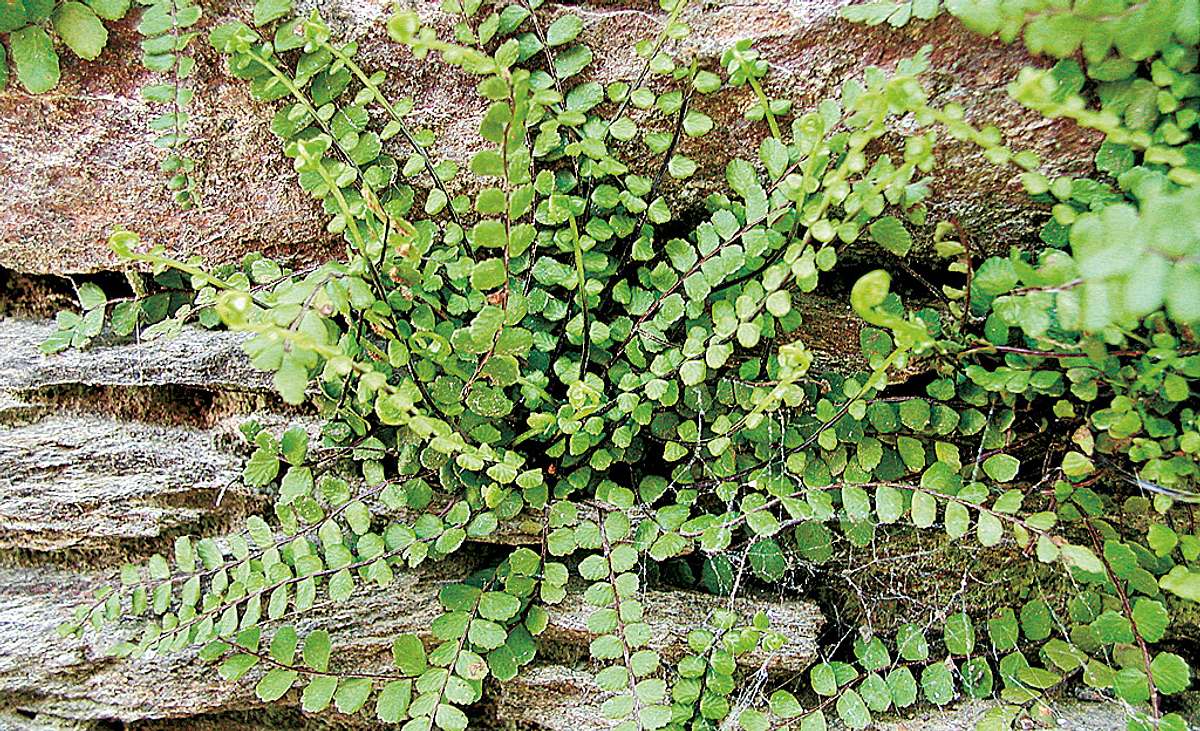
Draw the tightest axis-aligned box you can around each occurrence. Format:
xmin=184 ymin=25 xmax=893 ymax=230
xmin=48 ymin=0 xmax=1200 ymax=729
xmin=0 ymin=0 xmax=129 ymax=92
xmin=137 ymin=0 xmax=203 ymax=207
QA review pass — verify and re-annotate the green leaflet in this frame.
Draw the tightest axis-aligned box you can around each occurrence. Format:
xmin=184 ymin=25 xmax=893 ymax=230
xmin=4 ymin=0 xmax=129 ymax=93
xmin=137 ymin=0 xmax=202 ymax=206
xmin=54 ymin=2 xmax=107 ymax=60
xmin=10 ymin=26 xmax=59 ymax=93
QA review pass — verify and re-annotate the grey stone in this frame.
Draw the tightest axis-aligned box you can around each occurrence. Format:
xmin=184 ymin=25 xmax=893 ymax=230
xmin=492 ymin=666 xmax=1136 ymax=731
xmin=0 ymin=320 xmax=266 ymax=393
xmin=861 ymin=698 xmax=1133 ymax=731
xmin=0 ymin=561 xmax=821 ymax=728
xmin=0 ymin=413 xmax=262 ymax=555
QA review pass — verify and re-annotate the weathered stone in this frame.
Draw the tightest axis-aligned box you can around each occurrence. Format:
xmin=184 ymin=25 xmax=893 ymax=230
xmin=0 ymin=319 xmax=267 ymax=393
xmin=0 ymin=323 xmax=608 ymax=558
xmin=0 ymin=318 xmax=823 ymax=723
xmin=805 ymin=523 xmax=1062 ymax=635
xmin=0 ymin=413 xmax=263 ymax=556
xmin=868 ymin=698 xmax=1132 ymax=731
xmin=1 ymin=565 xmax=305 ymax=727
xmin=0 ymin=0 xmax=1096 ymax=275
xmin=0 ymin=391 xmax=48 ymax=425
xmin=0 ymin=3 xmax=337 ymax=275
xmin=1 ymin=295 xmax=863 ymax=401
xmin=0 ymin=561 xmax=821 ymax=728
xmin=0 ymin=3 xmax=1120 ymax=725
xmin=0 ymin=415 xmax=547 ymax=560
xmin=555 ymin=587 xmax=822 ymax=672
xmin=490 ymin=665 xmax=615 ymax=731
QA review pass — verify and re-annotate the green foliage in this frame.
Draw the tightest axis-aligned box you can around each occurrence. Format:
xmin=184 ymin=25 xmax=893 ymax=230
xmin=52 ymin=0 xmax=1200 ymax=729
xmin=947 ymin=0 xmax=1196 ymax=62
xmin=1 ymin=0 xmax=128 ymax=93
xmin=137 ymin=0 xmax=203 ymax=207
xmin=840 ymin=0 xmax=942 ymax=27
xmin=40 ymin=262 xmax=232 ymax=352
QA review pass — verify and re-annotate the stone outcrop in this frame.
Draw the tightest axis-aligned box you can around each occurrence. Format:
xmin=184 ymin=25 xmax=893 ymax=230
xmin=0 ymin=317 xmax=1134 ymax=729
xmin=0 ymin=319 xmax=268 ymax=393
xmin=0 ymin=0 xmax=1131 ymax=727
xmin=0 ymin=414 xmax=259 ymax=555
xmin=0 ymin=563 xmax=822 ymax=728
xmin=0 ymin=316 xmax=828 ymax=729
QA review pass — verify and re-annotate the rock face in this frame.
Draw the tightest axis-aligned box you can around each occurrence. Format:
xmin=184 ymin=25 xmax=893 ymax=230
xmin=0 ymin=414 xmax=255 ymax=555
xmin=0 ymin=318 xmax=827 ymax=729
xmin=0 ymin=319 xmax=269 ymax=392
xmin=0 ymin=0 xmax=1123 ymax=728
xmin=0 ymin=0 xmax=1097 ymax=275
xmin=0 ymin=319 xmax=1132 ymax=729
xmin=0 ymin=564 xmax=820 ymax=728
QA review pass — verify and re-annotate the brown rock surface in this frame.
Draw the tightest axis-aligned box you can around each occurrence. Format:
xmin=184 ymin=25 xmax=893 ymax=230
xmin=0 ymin=0 xmax=1097 ymax=276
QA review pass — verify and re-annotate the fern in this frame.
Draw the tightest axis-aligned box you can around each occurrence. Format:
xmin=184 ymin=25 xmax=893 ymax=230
xmin=137 ymin=0 xmax=203 ymax=207
xmin=0 ymin=0 xmax=130 ymax=93
xmin=44 ymin=0 xmax=1200 ymax=729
